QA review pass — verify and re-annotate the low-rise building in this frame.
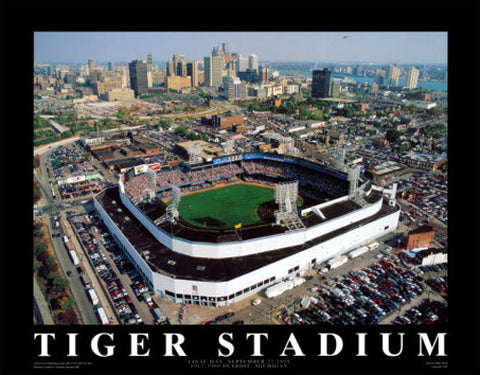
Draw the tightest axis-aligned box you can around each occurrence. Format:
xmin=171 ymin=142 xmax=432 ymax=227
xmin=104 ymin=88 xmax=135 ymax=102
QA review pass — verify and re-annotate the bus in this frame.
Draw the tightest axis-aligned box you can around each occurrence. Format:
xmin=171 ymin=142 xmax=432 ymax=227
xmin=87 ymin=288 xmax=99 ymax=305
xmin=95 ymin=305 xmax=110 ymax=325
xmin=69 ymin=250 xmax=80 ymax=265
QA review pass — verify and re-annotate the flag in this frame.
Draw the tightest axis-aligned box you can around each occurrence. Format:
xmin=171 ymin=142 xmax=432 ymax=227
xmin=234 ymin=223 xmax=242 ymax=229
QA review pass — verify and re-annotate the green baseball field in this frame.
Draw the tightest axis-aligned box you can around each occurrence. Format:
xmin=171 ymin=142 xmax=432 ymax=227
xmin=174 ymin=183 xmax=303 ymax=228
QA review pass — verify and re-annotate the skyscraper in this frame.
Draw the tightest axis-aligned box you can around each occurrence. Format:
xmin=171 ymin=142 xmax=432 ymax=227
xmin=235 ymin=54 xmax=249 ymax=74
xmin=311 ymin=68 xmax=331 ymax=98
xmin=147 ymin=52 xmax=153 ymax=72
xmin=166 ymin=59 xmax=175 ymax=76
xmin=224 ymin=76 xmax=247 ymax=100
xmin=249 ymin=54 xmax=258 ymax=72
xmin=147 ymin=53 xmax=153 ymax=88
xmin=128 ymin=60 xmax=148 ymax=97
xmin=204 ymin=55 xmax=224 ymax=88
xmin=88 ymin=59 xmax=95 ymax=73
xmin=186 ymin=60 xmax=199 ymax=87
xmin=107 ymin=61 xmax=116 ymax=72
xmin=355 ymin=64 xmax=363 ymax=76
xmin=177 ymin=58 xmax=187 ymax=77
xmin=212 ymin=46 xmax=224 ymax=57
xmin=374 ymin=69 xmax=386 ymax=85
xmin=405 ymin=66 xmax=419 ymax=89
xmin=387 ymin=65 xmax=400 ymax=86
xmin=330 ymin=81 xmax=341 ymax=97
xmin=222 ymin=42 xmax=229 ymax=57
xmin=173 ymin=54 xmax=179 ymax=75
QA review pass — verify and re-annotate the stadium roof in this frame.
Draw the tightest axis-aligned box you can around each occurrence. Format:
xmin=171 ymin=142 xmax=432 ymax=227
xmin=95 ymin=187 xmax=396 ymax=282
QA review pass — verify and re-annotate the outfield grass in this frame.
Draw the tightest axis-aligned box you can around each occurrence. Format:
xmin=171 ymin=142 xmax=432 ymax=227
xmin=176 ymin=184 xmax=276 ymax=228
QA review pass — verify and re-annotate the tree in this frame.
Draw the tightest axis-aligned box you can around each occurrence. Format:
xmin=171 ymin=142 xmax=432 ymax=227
xmin=47 ymin=271 xmax=59 ymax=281
xmin=34 ymin=242 xmax=48 ymax=256
xmin=58 ymin=295 xmax=75 ymax=310
xmin=33 ymin=181 xmax=42 ymax=203
xmin=386 ymin=129 xmax=401 ymax=143
xmin=43 ymin=256 xmax=57 ymax=271
xmin=52 ymin=275 xmax=70 ymax=292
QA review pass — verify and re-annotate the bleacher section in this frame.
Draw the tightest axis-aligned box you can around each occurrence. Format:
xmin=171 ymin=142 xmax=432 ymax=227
xmin=124 ymin=155 xmax=349 ymax=205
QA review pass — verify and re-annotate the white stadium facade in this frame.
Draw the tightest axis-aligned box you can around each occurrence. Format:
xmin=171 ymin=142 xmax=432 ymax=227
xmin=93 ymin=152 xmax=400 ymax=307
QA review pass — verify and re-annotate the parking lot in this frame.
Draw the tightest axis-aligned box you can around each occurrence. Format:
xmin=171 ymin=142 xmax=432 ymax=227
xmin=58 ymin=204 xmax=447 ymax=327
xmin=46 ymin=145 xmax=106 ymax=201
xmin=396 ymin=171 xmax=447 ymax=225
xmin=67 ymin=210 xmax=165 ymax=325
xmin=277 ymin=252 xmax=447 ymax=325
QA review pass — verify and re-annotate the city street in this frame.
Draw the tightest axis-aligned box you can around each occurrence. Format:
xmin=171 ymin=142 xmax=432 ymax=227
xmin=45 ymin=215 xmax=99 ymax=324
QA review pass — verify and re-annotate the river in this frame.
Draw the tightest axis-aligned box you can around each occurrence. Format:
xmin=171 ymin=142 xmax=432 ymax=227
xmin=278 ymin=71 xmax=448 ymax=93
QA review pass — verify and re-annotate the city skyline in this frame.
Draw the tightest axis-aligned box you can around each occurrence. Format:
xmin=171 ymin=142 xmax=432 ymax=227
xmin=34 ymin=32 xmax=448 ymax=65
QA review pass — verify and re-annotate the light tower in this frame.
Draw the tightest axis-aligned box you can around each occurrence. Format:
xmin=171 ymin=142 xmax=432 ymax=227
xmin=348 ymin=164 xmax=361 ymax=197
xmin=274 ymin=181 xmax=305 ymax=232
xmin=154 ymin=186 xmax=181 ymax=226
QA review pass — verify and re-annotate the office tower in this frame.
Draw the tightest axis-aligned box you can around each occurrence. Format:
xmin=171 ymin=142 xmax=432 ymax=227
xmin=107 ymin=61 xmax=116 ymax=72
xmin=212 ymin=46 xmax=224 ymax=57
xmin=88 ymin=59 xmax=95 ymax=72
xmin=187 ymin=60 xmax=199 ymax=87
xmin=405 ymin=66 xmax=419 ymax=89
xmin=387 ymin=65 xmax=400 ymax=86
xmin=128 ymin=59 xmax=148 ymax=97
xmin=225 ymin=60 xmax=236 ymax=77
xmin=173 ymin=54 xmax=179 ymax=75
xmin=258 ymin=66 xmax=270 ymax=83
xmin=311 ymin=68 xmax=331 ymax=98
xmin=374 ymin=69 xmax=386 ymax=85
xmin=166 ymin=59 xmax=175 ymax=76
xmin=166 ymin=75 xmax=191 ymax=90
xmin=235 ymin=54 xmax=249 ymax=74
xmin=177 ymin=59 xmax=187 ymax=77
xmin=224 ymin=76 xmax=247 ymax=100
xmin=222 ymin=42 xmax=229 ymax=57
xmin=146 ymin=52 xmax=153 ymax=88
xmin=147 ymin=52 xmax=153 ymax=72
xmin=64 ymin=72 xmax=77 ymax=87
xmin=204 ymin=57 xmax=212 ymax=86
xmin=118 ymin=66 xmax=129 ymax=88
xmin=355 ymin=64 xmax=363 ymax=76
xmin=249 ymin=54 xmax=258 ymax=72
xmin=330 ymin=81 xmax=341 ymax=97
xmin=204 ymin=55 xmax=224 ymax=88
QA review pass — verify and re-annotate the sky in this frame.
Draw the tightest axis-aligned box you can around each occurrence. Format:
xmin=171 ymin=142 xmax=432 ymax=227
xmin=34 ymin=32 xmax=448 ymax=65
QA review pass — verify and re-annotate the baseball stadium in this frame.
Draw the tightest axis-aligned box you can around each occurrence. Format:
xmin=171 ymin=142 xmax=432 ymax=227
xmin=93 ymin=152 xmax=400 ymax=307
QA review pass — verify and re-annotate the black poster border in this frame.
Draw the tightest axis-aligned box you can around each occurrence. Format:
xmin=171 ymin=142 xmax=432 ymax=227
xmin=1 ymin=1 xmax=479 ymax=375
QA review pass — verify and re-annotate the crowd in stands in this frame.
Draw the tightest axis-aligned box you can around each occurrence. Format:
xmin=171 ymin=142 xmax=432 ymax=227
xmin=125 ymin=163 xmax=244 ymax=200
xmin=243 ymin=160 xmax=348 ymax=197
xmin=124 ymin=159 xmax=348 ymax=202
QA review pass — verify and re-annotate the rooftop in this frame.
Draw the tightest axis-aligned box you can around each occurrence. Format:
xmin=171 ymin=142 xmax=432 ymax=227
xmin=94 ymin=186 xmax=395 ymax=282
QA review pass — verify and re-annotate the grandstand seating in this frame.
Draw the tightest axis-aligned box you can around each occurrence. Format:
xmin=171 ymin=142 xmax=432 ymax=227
xmin=124 ymin=158 xmax=348 ymax=202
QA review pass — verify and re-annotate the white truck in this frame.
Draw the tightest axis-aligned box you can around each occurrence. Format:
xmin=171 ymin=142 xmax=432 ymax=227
xmin=349 ymin=246 xmax=369 ymax=259
xmin=266 ymin=281 xmax=294 ymax=298
xmin=368 ymin=242 xmax=379 ymax=250
xmin=265 ymin=277 xmax=305 ymax=298
xmin=152 ymin=307 xmax=166 ymax=324
xmin=328 ymin=255 xmax=348 ymax=270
